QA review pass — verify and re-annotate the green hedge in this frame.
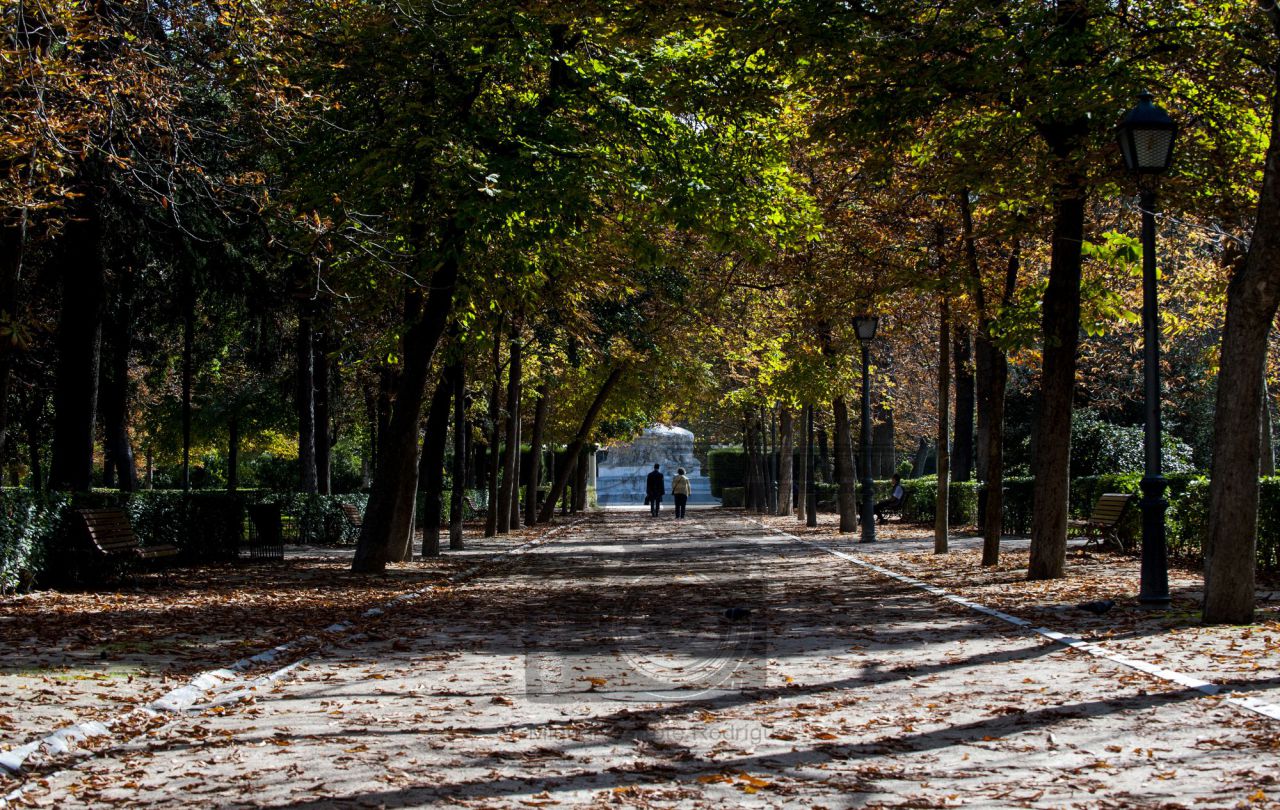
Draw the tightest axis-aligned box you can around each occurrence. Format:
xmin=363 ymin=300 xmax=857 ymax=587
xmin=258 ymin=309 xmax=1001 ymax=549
xmin=897 ymin=477 xmax=979 ymax=526
xmin=1168 ymin=477 xmax=1280 ymax=572
xmin=255 ymin=492 xmax=367 ymax=545
xmin=0 ymin=491 xmax=71 ymax=593
xmin=721 ymin=486 xmax=745 ymax=508
xmin=707 ymin=449 xmax=749 ymax=498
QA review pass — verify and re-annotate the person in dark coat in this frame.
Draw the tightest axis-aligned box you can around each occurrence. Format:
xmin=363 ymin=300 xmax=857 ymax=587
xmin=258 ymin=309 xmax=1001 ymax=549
xmin=646 ymin=463 xmax=665 ymax=516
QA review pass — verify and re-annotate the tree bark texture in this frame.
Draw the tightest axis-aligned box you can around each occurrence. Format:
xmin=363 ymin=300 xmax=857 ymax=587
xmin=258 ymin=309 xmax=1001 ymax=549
xmin=1028 ymin=179 xmax=1087 ymax=580
xmin=449 ymin=357 xmax=467 ymax=551
xmin=418 ymin=368 xmax=454 ymax=558
xmin=497 ymin=335 xmax=522 ymax=533
xmin=49 ymin=211 xmax=105 ymax=492
xmin=1205 ymin=17 xmax=1280 ymax=623
xmin=936 ymin=296 xmax=951 ymax=554
xmin=351 ymin=243 xmax=460 ymax=573
xmin=526 ymin=385 xmax=548 ymax=527
xmin=314 ymin=330 xmax=332 ymax=495
xmin=100 ymin=295 xmax=136 ymax=491
xmin=295 ymin=277 xmax=318 ymax=494
xmin=796 ymin=406 xmax=809 ymax=522
xmin=537 ymin=366 xmax=624 ymax=523
xmin=778 ymin=407 xmax=794 ymax=516
xmin=952 ymin=325 xmax=975 ymax=482
xmin=833 ymin=396 xmax=858 ymax=532
xmin=484 ymin=336 xmax=503 ymax=537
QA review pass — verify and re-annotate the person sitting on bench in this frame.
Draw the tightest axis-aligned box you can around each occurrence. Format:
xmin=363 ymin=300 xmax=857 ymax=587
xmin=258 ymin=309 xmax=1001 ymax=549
xmin=875 ymin=474 xmax=905 ymax=523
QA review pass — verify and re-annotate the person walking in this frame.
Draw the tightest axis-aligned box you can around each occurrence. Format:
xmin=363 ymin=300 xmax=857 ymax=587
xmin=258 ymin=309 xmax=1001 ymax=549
xmin=646 ymin=463 xmax=665 ymax=516
xmin=671 ymin=467 xmax=691 ymax=518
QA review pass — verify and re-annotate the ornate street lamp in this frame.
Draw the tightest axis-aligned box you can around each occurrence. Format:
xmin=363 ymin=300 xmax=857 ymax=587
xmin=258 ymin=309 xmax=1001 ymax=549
xmin=1117 ymin=91 xmax=1177 ymax=607
xmin=853 ymin=315 xmax=879 ymax=543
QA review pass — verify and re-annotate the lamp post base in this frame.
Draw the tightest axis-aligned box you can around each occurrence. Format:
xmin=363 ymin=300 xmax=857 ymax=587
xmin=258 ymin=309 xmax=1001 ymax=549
xmin=1138 ymin=473 xmax=1170 ymax=608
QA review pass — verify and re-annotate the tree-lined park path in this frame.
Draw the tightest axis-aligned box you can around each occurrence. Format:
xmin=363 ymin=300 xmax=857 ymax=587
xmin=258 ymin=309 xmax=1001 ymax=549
xmin=6 ymin=511 xmax=1277 ymax=808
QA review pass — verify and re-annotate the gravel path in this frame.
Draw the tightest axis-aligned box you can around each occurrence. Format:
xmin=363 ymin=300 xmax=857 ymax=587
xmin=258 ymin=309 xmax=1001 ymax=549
xmin=9 ymin=511 xmax=1277 ymax=808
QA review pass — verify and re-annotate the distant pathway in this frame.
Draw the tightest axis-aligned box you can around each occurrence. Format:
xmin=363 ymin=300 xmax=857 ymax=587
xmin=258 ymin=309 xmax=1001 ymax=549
xmin=16 ymin=512 xmax=1274 ymax=808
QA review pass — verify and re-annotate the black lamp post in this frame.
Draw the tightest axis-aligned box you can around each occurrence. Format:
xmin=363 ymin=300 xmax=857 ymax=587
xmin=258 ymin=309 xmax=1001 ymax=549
xmin=853 ymin=315 xmax=879 ymax=543
xmin=1117 ymin=91 xmax=1177 ymax=608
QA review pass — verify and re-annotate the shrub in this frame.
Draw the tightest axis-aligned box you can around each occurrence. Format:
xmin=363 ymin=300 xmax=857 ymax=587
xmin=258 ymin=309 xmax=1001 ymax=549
xmin=707 ymin=449 xmax=747 ymax=498
xmin=897 ymin=477 xmax=979 ymax=526
xmin=0 ymin=490 xmax=70 ymax=593
xmin=721 ymin=486 xmax=745 ymax=508
xmin=1167 ymin=477 xmax=1279 ymax=573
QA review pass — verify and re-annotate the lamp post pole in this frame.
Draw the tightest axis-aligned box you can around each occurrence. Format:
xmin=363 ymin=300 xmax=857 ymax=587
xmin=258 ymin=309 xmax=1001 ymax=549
xmin=859 ymin=339 xmax=876 ymax=543
xmin=1117 ymin=90 xmax=1176 ymax=608
xmin=1138 ymin=185 xmax=1170 ymax=607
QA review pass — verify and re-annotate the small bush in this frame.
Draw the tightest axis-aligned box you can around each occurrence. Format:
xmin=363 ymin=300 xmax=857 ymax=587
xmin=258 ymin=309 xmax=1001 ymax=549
xmin=708 ymin=449 xmax=747 ymax=498
xmin=0 ymin=490 xmax=70 ymax=593
xmin=897 ymin=477 xmax=979 ymax=526
xmin=721 ymin=487 xmax=745 ymax=508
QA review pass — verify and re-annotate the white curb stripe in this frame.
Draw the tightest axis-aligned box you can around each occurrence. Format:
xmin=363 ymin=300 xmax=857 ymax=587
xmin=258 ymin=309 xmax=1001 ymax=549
xmin=757 ymin=522 xmax=1280 ymax=723
xmin=0 ymin=516 xmax=587 ymax=793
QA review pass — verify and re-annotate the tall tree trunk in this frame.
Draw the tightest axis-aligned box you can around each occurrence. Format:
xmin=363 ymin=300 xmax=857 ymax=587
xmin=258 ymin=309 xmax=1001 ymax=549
xmin=227 ymin=415 xmax=240 ymax=493
xmin=573 ymin=445 xmax=589 ymax=513
xmin=952 ymin=325 xmax=975 ymax=482
xmin=510 ymin=414 xmax=523 ymax=527
xmin=778 ymin=407 xmax=794 ymax=515
xmin=526 ymin=385 xmax=548 ymax=527
xmin=314 ymin=331 xmax=332 ymax=495
xmin=100 ymin=295 xmax=136 ymax=492
xmin=817 ymin=425 xmax=830 ymax=484
xmin=49 ymin=211 xmax=105 ymax=492
xmin=449 ymin=356 xmax=467 ymax=551
xmin=0 ymin=225 xmax=25 ymax=462
xmin=1027 ymin=176 xmax=1086 ymax=578
xmin=419 ymin=368 xmax=454 ymax=558
xmin=1262 ymin=358 xmax=1275 ymax=476
xmin=796 ymin=405 xmax=810 ymax=522
xmin=484 ymin=335 xmax=503 ymax=537
xmin=833 ymin=396 xmax=858 ymax=533
xmin=25 ymin=389 xmax=43 ymax=491
xmin=351 ymin=241 xmax=461 ymax=573
xmin=537 ymin=366 xmax=625 ymax=523
xmin=497 ymin=333 xmax=522 ymax=534
xmin=979 ymin=242 xmax=1020 ymax=566
xmin=1205 ymin=17 xmax=1280 ymax=623
xmin=182 ymin=264 xmax=194 ymax=492
xmin=936 ymin=296 xmax=951 ymax=553
xmin=295 ymin=281 xmax=318 ymax=494
xmin=1027 ymin=0 xmax=1091 ymax=580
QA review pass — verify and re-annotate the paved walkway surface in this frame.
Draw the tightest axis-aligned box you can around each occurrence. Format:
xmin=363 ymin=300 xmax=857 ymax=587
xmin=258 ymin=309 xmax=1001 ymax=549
xmin=7 ymin=512 xmax=1278 ymax=808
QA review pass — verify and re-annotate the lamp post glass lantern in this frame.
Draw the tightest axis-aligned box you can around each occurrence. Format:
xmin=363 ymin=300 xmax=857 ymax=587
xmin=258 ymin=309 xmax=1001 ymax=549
xmin=1117 ymin=91 xmax=1177 ymax=607
xmin=854 ymin=315 xmax=878 ymax=543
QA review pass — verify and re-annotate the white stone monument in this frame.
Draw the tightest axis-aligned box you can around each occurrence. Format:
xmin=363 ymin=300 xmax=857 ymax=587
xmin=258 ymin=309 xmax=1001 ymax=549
xmin=595 ymin=425 xmax=717 ymax=507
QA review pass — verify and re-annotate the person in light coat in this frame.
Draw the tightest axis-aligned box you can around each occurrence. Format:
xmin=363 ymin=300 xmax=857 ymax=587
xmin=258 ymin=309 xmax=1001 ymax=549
xmin=671 ymin=468 xmax=691 ymax=518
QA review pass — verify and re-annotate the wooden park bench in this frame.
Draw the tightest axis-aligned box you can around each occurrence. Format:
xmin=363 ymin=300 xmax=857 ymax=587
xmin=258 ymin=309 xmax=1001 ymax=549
xmin=1069 ymin=493 xmax=1135 ymax=552
xmin=340 ymin=502 xmax=363 ymax=530
xmin=78 ymin=508 xmax=179 ymax=564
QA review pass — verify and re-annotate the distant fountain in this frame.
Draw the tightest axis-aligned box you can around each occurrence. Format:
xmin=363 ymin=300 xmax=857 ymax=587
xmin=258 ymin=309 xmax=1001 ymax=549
xmin=595 ymin=425 xmax=717 ymax=507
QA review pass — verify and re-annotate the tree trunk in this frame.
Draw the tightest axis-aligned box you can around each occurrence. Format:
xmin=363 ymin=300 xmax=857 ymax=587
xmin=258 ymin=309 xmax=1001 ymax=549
xmin=573 ymin=445 xmax=589 ymax=513
xmin=936 ymin=295 xmax=951 ymax=554
xmin=817 ymin=425 xmax=830 ymax=484
xmin=1205 ymin=21 xmax=1280 ymax=623
xmin=979 ymin=242 xmax=1020 ymax=566
xmin=796 ymin=406 xmax=809 ymax=522
xmin=449 ymin=356 xmax=467 ymax=551
xmin=388 ymin=440 xmax=421 ymax=563
xmin=351 ymin=242 xmax=461 ymax=573
xmin=296 ymin=285 xmax=318 ymax=494
xmin=952 ymin=325 xmax=975 ymax=482
xmin=484 ymin=335 xmax=504 ymax=537
xmin=833 ymin=396 xmax=858 ymax=533
xmin=497 ymin=334 xmax=522 ymax=533
xmin=182 ymin=265 xmax=194 ymax=493
xmin=0 ymin=225 xmax=25 ymax=462
xmin=49 ymin=211 xmax=105 ymax=492
xmin=526 ymin=385 xmax=548 ymax=527
xmin=778 ymin=407 xmax=794 ymax=516
xmin=100 ymin=293 xmax=136 ymax=492
xmin=537 ymin=366 xmax=625 ymax=523
xmin=1028 ymin=175 xmax=1087 ymax=580
xmin=418 ymin=368 xmax=454 ymax=558
xmin=1262 ymin=358 xmax=1275 ymax=476
xmin=314 ymin=330 xmax=332 ymax=494
xmin=228 ymin=415 xmax=240 ymax=493
xmin=510 ymin=415 xmax=523 ymax=527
